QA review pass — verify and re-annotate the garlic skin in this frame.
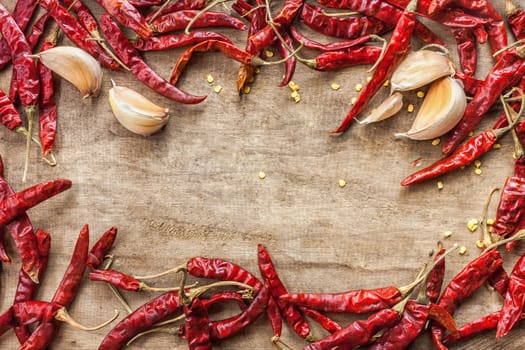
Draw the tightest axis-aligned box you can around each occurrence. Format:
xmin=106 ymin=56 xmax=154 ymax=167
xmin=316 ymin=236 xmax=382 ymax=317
xmin=108 ymin=80 xmax=169 ymax=136
xmin=37 ymin=46 xmax=103 ymax=98
xmin=396 ymin=77 xmax=466 ymax=140
xmin=359 ymin=92 xmax=403 ymax=124
xmin=390 ymin=49 xmax=455 ymax=93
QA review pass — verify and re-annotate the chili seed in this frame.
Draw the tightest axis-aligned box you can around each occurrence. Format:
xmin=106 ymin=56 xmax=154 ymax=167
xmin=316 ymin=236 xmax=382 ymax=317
xmin=474 ymin=168 xmax=482 ymax=175
xmin=383 ymin=80 xmax=390 ymax=87
xmin=467 ymin=219 xmax=479 ymax=232
xmin=355 ymin=83 xmax=363 ymax=92
xmin=258 ymin=171 xmax=266 ymax=179
xmin=331 ymin=83 xmax=340 ymax=91
xmin=443 ymin=231 xmax=452 ymax=238
xmin=214 ymin=85 xmax=222 ymax=94
xmin=487 ymin=218 xmax=495 ymax=225
xmin=474 ymin=160 xmax=481 ymax=168
xmin=243 ymin=86 xmax=251 ymax=94
xmin=351 ymin=97 xmax=357 ymax=105
xmin=255 ymin=67 xmax=261 ymax=74
xmin=265 ymin=50 xmax=274 ymax=58
xmin=437 ymin=181 xmax=444 ymax=190
xmin=476 ymin=240 xmax=484 ymax=249
xmin=407 ymin=104 xmax=414 ymax=113
xmin=206 ymin=74 xmax=214 ymax=84
xmin=493 ymin=143 xmax=501 ymax=150
xmin=366 ymin=76 xmax=372 ymax=82
xmin=293 ymin=95 xmax=301 ymax=103
xmin=459 ymin=246 xmax=467 ymax=255
xmin=417 ymin=91 xmax=425 ymax=98
xmin=338 ymin=179 xmax=347 ymax=188
xmin=431 ymin=138 xmax=440 ymax=146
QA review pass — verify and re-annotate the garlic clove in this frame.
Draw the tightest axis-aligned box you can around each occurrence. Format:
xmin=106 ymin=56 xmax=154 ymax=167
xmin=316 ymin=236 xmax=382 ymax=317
xmin=109 ymin=80 xmax=170 ymax=136
xmin=395 ymin=77 xmax=466 ymax=140
xmin=37 ymin=46 xmax=103 ymax=98
xmin=390 ymin=49 xmax=455 ymax=93
xmin=359 ymin=92 xmax=403 ymax=124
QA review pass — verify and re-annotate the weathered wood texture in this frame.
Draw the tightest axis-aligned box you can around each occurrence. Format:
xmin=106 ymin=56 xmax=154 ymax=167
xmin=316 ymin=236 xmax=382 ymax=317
xmin=0 ymin=0 xmax=524 ymax=349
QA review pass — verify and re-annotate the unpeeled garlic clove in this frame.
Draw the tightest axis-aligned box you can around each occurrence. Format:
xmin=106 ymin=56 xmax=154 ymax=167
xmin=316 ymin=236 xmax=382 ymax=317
xmin=36 ymin=46 xmax=103 ymax=98
xmin=395 ymin=76 xmax=466 ymax=140
xmin=108 ymin=80 xmax=169 ymax=136
xmin=359 ymin=92 xmax=403 ymax=124
xmin=390 ymin=49 xmax=455 ymax=93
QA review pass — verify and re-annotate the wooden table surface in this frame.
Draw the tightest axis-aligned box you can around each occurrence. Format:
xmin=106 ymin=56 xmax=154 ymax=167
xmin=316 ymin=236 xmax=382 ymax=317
xmin=1 ymin=0 xmax=524 ymax=349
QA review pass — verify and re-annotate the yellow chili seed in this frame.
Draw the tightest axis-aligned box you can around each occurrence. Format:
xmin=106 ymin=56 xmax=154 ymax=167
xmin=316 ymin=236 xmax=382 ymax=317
xmin=417 ymin=91 xmax=425 ymax=98
xmin=431 ymin=138 xmax=440 ymax=146
xmin=258 ymin=171 xmax=266 ymax=179
xmin=407 ymin=104 xmax=415 ymax=113
xmin=294 ymin=95 xmax=301 ymax=103
xmin=487 ymin=218 xmax=495 ymax=225
xmin=443 ymin=231 xmax=452 ymax=238
xmin=255 ymin=67 xmax=261 ymax=74
xmin=366 ymin=76 xmax=372 ymax=82
xmin=355 ymin=83 xmax=363 ymax=92
xmin=474 ymin=168 xmax=482 ymax=175
xmin=493 ymin=143 xmax=501 ymax=150
xmin=331 ymin=83 xmax=340 ymax=90
xmin=474 ymin=160 xmax=481 ymax=168
xmin=476 ymin=240 xmax=485 ymax=249
xmin=265 ymin=50 xmax=274 ymax=58
xmin=459 ymin=246 xmax=467 ymax=255
xmin=214 ymin=85 xmax=222 ymax=93
xmin=437 ymin=181 xmax=444 ymax=190
xmin=351 ymin=97 xmax=357 ymax=105
xmin=338 ymin=179 xmax=347 ymax=188
xmin=467 ymin=219 xmax=479 ymax=232
xmin=291 ymin=91 xmax=299 ymax=98
xmin=383 ymin=80 xmax=390 ymax=87
xmin=243 ymin=86 xmax=251 ymax=94
xmin=206 ymin=74 xmax=214 ymax=84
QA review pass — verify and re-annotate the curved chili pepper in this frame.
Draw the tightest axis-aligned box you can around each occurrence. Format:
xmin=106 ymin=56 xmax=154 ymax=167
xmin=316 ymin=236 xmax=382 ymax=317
xmin=257 ymin=244 xmax=313 ymax=340
xmin=0 ymin=89 xmax=23 ymax=130
xmin=99 ymin=13 xmax=205 ymax=104
xmin=290 ymin=26 xmax=374 ymax=51
xmin=427 ymin=243 xmax=446 ymax=304
xmin=442 ymin=47 xmax=525 ymax=155
xmin=305 ymin=307 xmax=400 ymax=350
xmin=180 ymin=298 xmax=212 ymax=349
xmin=401 ymin=125 xmax=514 ymax=186
xmin=299 ymin=307 xmax=342 ymax=333
xmin=145 ymin=0 xmax=208 ymax=22
xmin=300 ymin=3 xmax=388 ymax=39
xmin=209 ymin=281 xmax=270 ymax=341
xmin=133 ymin=31 xmax=232 ymax=51
xmin=204 ymin=291 xmax=248 ymax=312
xmin=275 ymin=32 xmax=296 ymax=87
xmin=496 ymin=253 xmax=525 ymax=338
xmin=95 ymin=0 xmax=153 ymax=39
xmin=301 ymin=46 xmax=382 ymax=71
xmin=443 ymin=310 xmax=503 ymax=344
xmin=99 ymin=291 xmax=181 ymax=349
xmin=38 ymin=29 xmax=58 ymax=156
xmin=0 ymin=179 xmax=72 ymax=227
xmin=317 ymin=0 xmax=443 ymax=44
xmin=19 ymin=322 xmax=56 ymax=350
xmin=169 ymin=40 xmax=263 ymax=85
xmin=89 ymin=268 xmax=150 ymax=291
xmin=489 ymin=266 xmax=509 ymax=298
xmin=451 ymin=27 xmax=477 ymax=76
xmin=280 ymin=286 xmax=404 ymax=313
xmin=150 ymin=10 xmax=247 ymax=33
xmin=507 ymin=0 xmax=525 ymax=41
xmin=87 ymin=226 xmax=118 ymax=270
xmin=331 ymin=0 xmax=418 ymax=134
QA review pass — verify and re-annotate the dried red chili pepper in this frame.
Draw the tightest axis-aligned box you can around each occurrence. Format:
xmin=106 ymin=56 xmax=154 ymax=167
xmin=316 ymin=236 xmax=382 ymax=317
xmin=401 ymin=122 xmax=519 ymax=186
xmin=443 ymin=310 xmax=502 ymax=344
xmin=451 ymin=27 xmax=477 ymax=76
xmin=507 ymin=0 xmax=525 ymax=40
xmin=317 ymin=0 xmax=443 ymax=44
xmin=99 ymin=13 xmax=206 ymax=104
xmin=496 ymin=252 xmax=525 ymax=338
xmin=442 ymin=46 xmax=525 ymax=155
xmin=180 ymin=298 xmax=212 ymax=349
xmin=128 ymin=0 xmax=163 ymax=6
xmin=257 ymin=244 xmax=313 ymax=340
xmin=0 ymin=178 xmax=72 ymax=227
xmin=0 ymin=89 xmax=23 ymax=130
xmin=87 ymin=226 xmax=118 ymax=270
xmin=95 ymin=0 xmax=153 ymax=39
xmin=0 ymin=230 xmax=9 ymax=263
xmin=146 ymin=0 xmax=208 ymax=22
xmin=427 ymin=242 xmax=446 ymax=304
xmin=299 ymin=307 xmax=342 ymax=333
xmin=204 ymin=291 xmax=248 ymax=312
xmin=298 ymin=45 xmax=382 ymax=71
xmin=275 ymin=32 xmax=296 ymax=87
xmin=331 ymin=0 xmax=418 ymax=134
xmin=133 ymin=31 xmax=232 ymax=51
xmin=26 ymin=13 xmax=52 ymax=51
xmin=454 ymin=71 xmax=483 ymax=96
xmin=150 ymin=9 xmax=247 ymax=33
xmin=13 ymin=301 xmax=62 ymax=326
xmin=19 ymin=322 xmax=55 ymax=350
xmin=300 ymin=3 xmax=388 ymax=39
xmin=290 ymin=26 xmax=375 ymax=51
xmin=305 ymin=307 xmax=400 ymax=350
xmin=0 ymin=307 xmax=14 ymax=337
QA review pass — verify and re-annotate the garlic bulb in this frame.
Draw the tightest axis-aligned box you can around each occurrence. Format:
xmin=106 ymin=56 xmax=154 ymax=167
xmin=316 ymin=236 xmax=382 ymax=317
xmin=395 ymin=77 xmax=466 ymax=140
xmin=36 ymin=46 xmax=103 ymax=98
xmin=390 ymin=49 xmax=455 ymax=93
xmin=359 ymin=92 xmax=403 ymax=124
xmin=108 ymin=80 xmax=169 ymax=136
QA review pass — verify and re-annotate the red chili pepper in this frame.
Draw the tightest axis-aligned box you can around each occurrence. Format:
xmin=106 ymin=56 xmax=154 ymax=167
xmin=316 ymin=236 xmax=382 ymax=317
xmin=26 ymin=13 xmax=52 ymax=51
xmin=0 ymin=229 xmax=9 ymax=263
xmin=89 ymin=268 xmax=153 ymax=292
xmin=401 ymin=125 xmax=515 ymax=186
xmin=209 ymin=281 xmax=270 ymax=341
xmin=150 ymin=10 xmax=247 ymax=33
xmin=95 ymin=0 xmax=153 ymax=39
xmin=454 ymin=71 xmax=483 ymax=96
xmin=169 ymin=40 xmax=263 ymax=85
xmin=304 ymin=307 xmax=400 ymax=350
xmin=275 ymin=32 xmax=296 ymax=87
xmin=300 ymin=3 xmax=388 ymax=39
xmin=300 ymin=46 xmax=382 ymax=71
xmin=19 ymin=322 xmax=56 ymax=350
xmin=128 ymin=0 xmax=163 ymax=6
xmin=451 ymin=27 xmax=477 ymax=76
xmin=13 ymin=301 xmax=62 ymax=326
xmin=133 ymin=31 xmax=232 ymax=51
xmin=0 ymin=179 xmax=72 ymax=227
xmin=496 ymin=253 xmax=525 ymax=338
xmin=87 ymin=226 xmax=118 ymax=270
xmin=492 ymin=176 xmax=525 ymax=237
xmin=257 ymin=244 xmax=313 ymax=340
xmin=0 ymin=307 xmax=14 ymax=337
xmin=145 ymin=0 xmax=208 ymax=22
xmin=299 ymin=307 xmax=342 ymax=333
xmin=442 ymin=46 xmax=525 ymax=155
xmin=99 ymin=13 xmax=206 ymax=104
xmin=0 ymin=89 xmax=23 ymax=130
xmin=204 ymin=291 xmax=248 ymax=312
xmin=506 ymin=0 xmax=525 ymax=40
xmin=280 ymin=286 xmax=404 ymax=313
xmin=317 ymin=0 xmax=443 ymax=44
xmin=331 ymin=0 xmax=418 ymax=134
xmin=267 ymin=296 xmax=283 ymax=338
xmin=427 ymin=242 xmax=446 ymax=304
xmin=180 ymin=298 xmax=212 ymax=350
xmin=99 ymin=291 xmax=182 ymax=349
xmin=290 ymin=26 xmax=375 ymax=51
xmin=443 ymin=310 xmax=502 ymax=344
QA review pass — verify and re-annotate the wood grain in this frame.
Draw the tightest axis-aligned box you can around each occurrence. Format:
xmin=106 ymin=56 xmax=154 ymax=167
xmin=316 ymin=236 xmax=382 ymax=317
xmin=0 ymin=0 xmax=524 ymax=349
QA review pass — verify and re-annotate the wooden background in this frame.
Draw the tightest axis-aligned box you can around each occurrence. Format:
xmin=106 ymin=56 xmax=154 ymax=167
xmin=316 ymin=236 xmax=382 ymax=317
xmin=1 ymin=0 xmax=524 ymax=348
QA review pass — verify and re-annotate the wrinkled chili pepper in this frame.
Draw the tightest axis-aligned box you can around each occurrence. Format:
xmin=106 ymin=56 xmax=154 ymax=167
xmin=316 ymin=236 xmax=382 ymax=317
xmin=26 ymin=13 xmax=51 ymax=51
xmin=298 ymin=45 xmax=382 ymax=71
xmin=133 ymin=31 xmax=232 ymax=51
xmin=99 ymin=291 xmax=182 ymax=349
xmin=442 ymin=46 xmax=525 ymax=155
xmin=13 ymin=301 xmax=62 ymax=326
xmin=304 ymin=307 xmax=400 ymax=350
xmin=496 ymin=253 xmax=525 ymax=338
xmin=300 ymin=3 xmax=388 ymax=39
xmin=0 ymin=307 xmax=14 ymax=337
xmin=401 ymin=122 xmax=519 ymax=186
xmin=444 ymin=310 xmax=503 ymax=344
xmin=317 ymin=0 xmax=443 ymax=44
xmin=87 ymin=226 xmax=118 ymax=270
xmin=0 ymin=178 xmax=72 ymax=227
xmin=299 ymin=307 xmax=342 ymax=333
xmin=506 ymin=0 xmax=525 ymax=40
xmin=257 ymin=244 xmax=313 ymax=340
xmin=451 ymin=27 xmax=477 ymax=76
xmin=145 ymin=0 xmax=208 ymax=22
xmin=454 ymin=71 xmax=483 ymax=96
xmin=150 ymin=10 xmax=247 ymax=33
xmin=331 ymin=0 xmax=418 ymax=134
xmin=180 ymin=298 xmax=212 ymax=349
xmin=0 ymin=229 xmax=9 ymax=263
xmin=99 ymin=13 xmax=206 ymax=104
xmin=89 ymin=268 xmax=165 ymax=292
xmin=128 ymin=0 xmax=163 ymax=6
xmin=204 ymin=291 xmax=248 ymax=312
xmin=0 ymin=89 xmax=23 ymax=130
xmin=95 ymin=0 xmax=153 ymax=39
xmin=275 ymin=32 xmax=296 ymax=87
xmin=290 ymin=26 xmax=375 ymax=51
xmin=489 ymin=266 xmax=510 ymax=298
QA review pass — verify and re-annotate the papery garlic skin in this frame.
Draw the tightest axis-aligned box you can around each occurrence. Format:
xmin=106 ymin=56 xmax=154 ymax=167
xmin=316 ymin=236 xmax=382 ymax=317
xmin=396 ymin=77 xmax=466 ymax=140
xmin=390 ymin=49 xmax=455 ymax=93
xmin=359 ymin=92 xmax=403 ymax=124
xmin=37 ymin=46 xmax=103 ymax=98
xmin=109 ymin=81 xmax=169 ymax=136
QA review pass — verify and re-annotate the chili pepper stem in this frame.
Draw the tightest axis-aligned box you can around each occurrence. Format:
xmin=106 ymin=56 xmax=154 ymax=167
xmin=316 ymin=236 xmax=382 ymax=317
xmin=493 ymin=40 xmax=525 ymax=58
xmin=501 ymin=88 xmax=525 ymax=158
xmin=184 ymin=0 xmax=230 ymax=34
xmin=147 ymin=0 xmax=174 ymax=24
xmin=134 ymin=263 xmax=186 ymax=280
xmin=272 ymin=336 xmax=295 ymax=350
xmin=22 ymin=106 xmax=36 ymax=183
xmin=320 ymin=9 xmax=359 ymax=17
xmin=126 ymin=326 xmax=178 ymax=346
xmin=480 ymin=188 xmax=500 ymax=248
xmin=482 ymin=229 xmax=525 ymax=253
xmin=15 ymin=126 xmax=57 ymax=166
xmin=367 ymin=37 xmax=388 ymax=72
xmin=87 ymin=32 xmax=130 ymax=71
xmin=54 ymin=307 xmax=119 ymax=331
xmin=139 ymin=281 xmax=199 ymax=292
xmin=100 ymin=257 xmax=133 ymax=314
